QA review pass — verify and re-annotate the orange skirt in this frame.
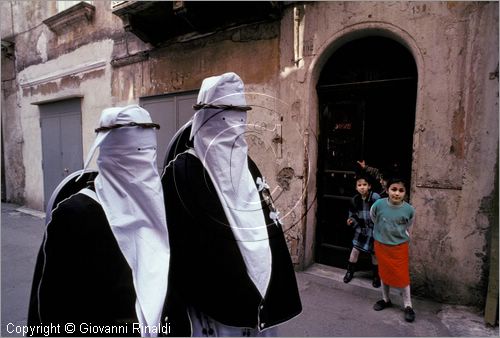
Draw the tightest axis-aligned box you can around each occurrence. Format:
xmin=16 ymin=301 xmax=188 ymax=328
xmin=374 ymin=240 xmax=410 ymax=288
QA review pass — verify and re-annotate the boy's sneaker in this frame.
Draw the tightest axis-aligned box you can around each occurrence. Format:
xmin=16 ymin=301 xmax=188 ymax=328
xmin=404 ymin=306 xmax=416 ymax=322
xmin=373 ymin=299 xmax=392 ymax=311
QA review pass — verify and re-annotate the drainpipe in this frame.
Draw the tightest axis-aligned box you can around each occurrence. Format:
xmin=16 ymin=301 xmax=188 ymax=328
xmin=293 ymin=5 xmax=304 ymax=67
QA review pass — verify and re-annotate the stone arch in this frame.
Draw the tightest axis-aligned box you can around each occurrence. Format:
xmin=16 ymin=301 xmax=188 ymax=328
xmin=302 ymin=22 xmax=424 ymax=267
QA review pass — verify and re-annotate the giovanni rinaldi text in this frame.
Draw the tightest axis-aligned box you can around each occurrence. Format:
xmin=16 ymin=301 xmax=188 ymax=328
xmin=6 ymin=322 xmax=171 ymax=336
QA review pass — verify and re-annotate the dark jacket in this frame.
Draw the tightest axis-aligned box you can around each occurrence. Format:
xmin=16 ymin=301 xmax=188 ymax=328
xmin=27 ymin=191 xmax=138 ymax=336
xmin=161 ymin=152 xmax=302 ymax=336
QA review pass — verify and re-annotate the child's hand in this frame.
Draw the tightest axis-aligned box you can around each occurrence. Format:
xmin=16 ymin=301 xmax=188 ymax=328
xmin=357 ymin=160 xmax=366 ymax=169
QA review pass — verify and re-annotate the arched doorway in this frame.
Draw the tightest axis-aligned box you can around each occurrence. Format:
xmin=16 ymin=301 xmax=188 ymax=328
xmin=315 ymin=36 xmax=417 ymax=268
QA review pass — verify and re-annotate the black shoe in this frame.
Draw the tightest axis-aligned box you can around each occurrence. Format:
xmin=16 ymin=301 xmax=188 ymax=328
xmin=343 ymin=262 xmax=356 ymax=283
xmin=373 ymin=299 xmax=392 ymax=311
xmin=343 ymin=269 xmax=354 ymax=283
xmin=404 ymin=306 xmax=415 ymax=322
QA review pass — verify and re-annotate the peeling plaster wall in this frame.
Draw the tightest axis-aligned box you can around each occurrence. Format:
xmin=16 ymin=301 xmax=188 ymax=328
xmin=410 ymin=3 xmax=498 ymax=307
xmin=1 ymin=1 xmax=26 ymax=204
xmin=5 ymin=1 xmax=121 ymax=209
xmin=17 ymin=40 xmax=115 ymax=210
xmin=2 ymin=0 xmax=498 ymax=307
xmin=1 ymin=51 xmax=25 ymax=204
xmin=0 ymin=1 xmax=14 ymax=39
xmin=278 ymin=1 xmax=498 ymax=305
xmin=108 ymin=19 xmax=309 ymax=260
xmin=111 ymin=21 xmax=280 ymax=100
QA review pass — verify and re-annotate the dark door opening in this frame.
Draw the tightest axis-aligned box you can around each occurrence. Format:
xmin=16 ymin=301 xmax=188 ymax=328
xmin=315 ymin=36 xmax=417 ymax=268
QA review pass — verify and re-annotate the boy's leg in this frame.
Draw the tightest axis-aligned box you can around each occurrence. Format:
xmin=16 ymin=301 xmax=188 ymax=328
xmin=349 ymin=247 xmax=360 ymax=263
xmin=343 ymin=248 xmax=359 ymax=283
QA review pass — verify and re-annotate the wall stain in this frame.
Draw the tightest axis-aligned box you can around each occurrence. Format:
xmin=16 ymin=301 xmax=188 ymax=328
xmin=277 ymin=167 xmax=295 ymax=191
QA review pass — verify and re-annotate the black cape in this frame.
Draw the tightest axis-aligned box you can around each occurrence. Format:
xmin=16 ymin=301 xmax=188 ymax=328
xmin=27 ymin=190 xmax=139 ymax=336
xmin=161 ymin=151 xmax=302 ymax=336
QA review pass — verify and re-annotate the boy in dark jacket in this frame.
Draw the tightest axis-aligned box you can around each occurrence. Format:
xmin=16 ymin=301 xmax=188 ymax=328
xmin=344 ymin=175 xmax=381 ymax=287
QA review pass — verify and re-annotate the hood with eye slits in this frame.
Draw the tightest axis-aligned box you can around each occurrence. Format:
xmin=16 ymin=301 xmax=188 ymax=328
xmin=82 ymin=105 xmax=170 ymax=337
xmin=190 ymin=72 xmax=272 ymax=298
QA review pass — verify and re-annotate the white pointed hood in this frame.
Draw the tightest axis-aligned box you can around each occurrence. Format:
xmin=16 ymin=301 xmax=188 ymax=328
xmin=82 ymin=105 xmax=170 ymax=336
xmin=190 ymin=73 xmax=271 ymax=298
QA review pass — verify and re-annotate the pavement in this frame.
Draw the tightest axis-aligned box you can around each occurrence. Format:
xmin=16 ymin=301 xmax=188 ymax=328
xmin=1 ymin=202 xmax=498 ymax=337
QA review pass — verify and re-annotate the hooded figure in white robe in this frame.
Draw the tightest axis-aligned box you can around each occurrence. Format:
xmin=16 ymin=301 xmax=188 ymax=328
xmin=28 ymin=105 xmax=170 ymax=337
xmin=162 ymin=72 xmax=302 ymax=337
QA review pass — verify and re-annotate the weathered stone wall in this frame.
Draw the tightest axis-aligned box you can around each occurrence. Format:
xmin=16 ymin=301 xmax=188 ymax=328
xmin=2 ymin=0 xmax=498 ymax=307
xmin=111 ymin=21 xmax=280 ymax=98
xmin=1 ymin=1 xmax=26 ymax=204
xmin=1 ymin=39 xmax=25 ymax=204
xmin=3 ymin=1 xmax=123 ymax=209
xmin=277 ymin=1 xmax=499 ymax=305
xmin=410 ymin=4 xmax=499 ymax=305
xmin=109 ymin=19 xmax=305 ymax=262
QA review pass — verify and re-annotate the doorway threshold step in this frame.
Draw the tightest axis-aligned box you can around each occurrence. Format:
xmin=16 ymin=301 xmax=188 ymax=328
xmin=303 ymin=263 xmax=403 ymax=301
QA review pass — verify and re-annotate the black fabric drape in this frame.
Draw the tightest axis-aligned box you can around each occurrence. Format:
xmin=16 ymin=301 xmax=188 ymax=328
xmin=161 ymin=152 xmax=302 ymax=336
xmin=27 ymin=193 xmax=139 ymax=336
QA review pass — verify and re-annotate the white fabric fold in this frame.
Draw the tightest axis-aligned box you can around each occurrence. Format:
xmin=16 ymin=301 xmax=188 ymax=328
xmin=82 ymin=105 xmax=170 ymax=337
xmin=190 ymin=73 xmax=272 ymax=298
